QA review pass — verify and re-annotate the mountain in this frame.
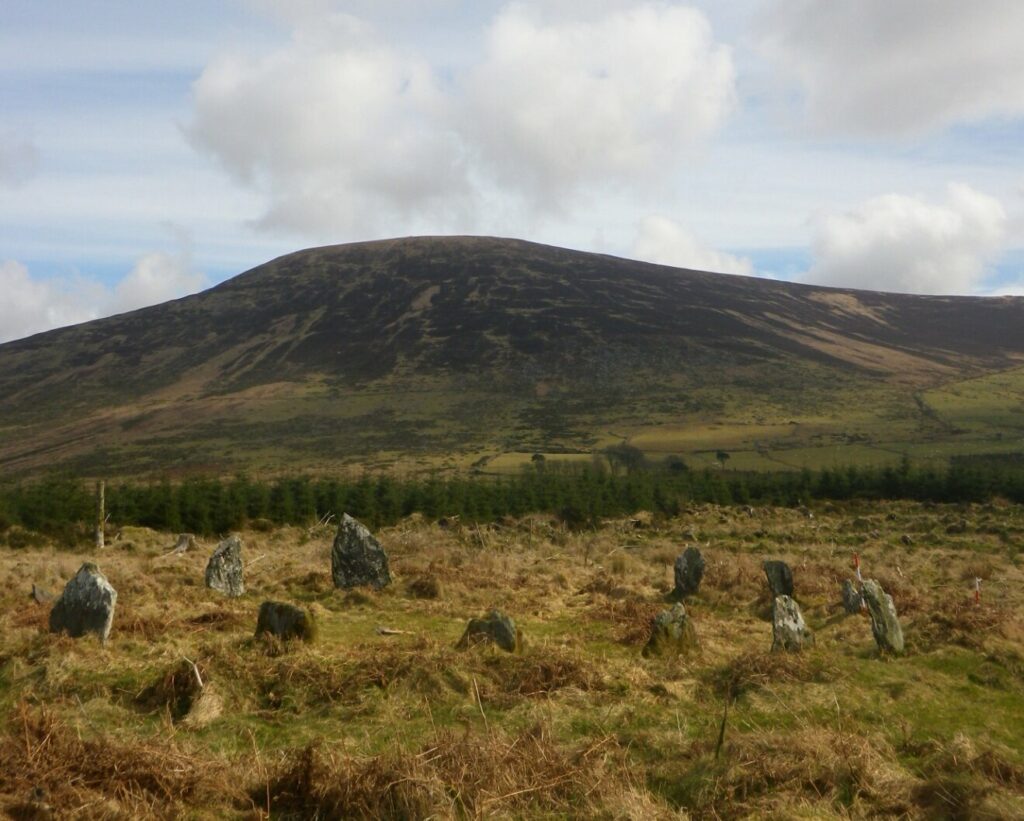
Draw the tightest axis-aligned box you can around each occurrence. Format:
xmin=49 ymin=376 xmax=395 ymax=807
xmin=2 ymin=235 xmax=1024 ymax=479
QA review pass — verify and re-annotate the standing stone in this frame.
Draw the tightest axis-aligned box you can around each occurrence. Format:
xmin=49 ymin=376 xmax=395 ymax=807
xmin=763 ymin=560 xmax=794 ymax=598
xmin=642 ymin=603 xmax=699 ymax=658
xmin=172 ymin=533 xmax=198 ymax=554
xmin=205 ymin=535 xmax=244 ymax=597
xmin=456 ymin=609 xmax=520 ymax=653
xmin=672 ymin=546 xmax=705 ymax=600
xmin=771 ymin=595 xmax=813 ymax=652
xmin=861 ymin=579 xmax=904 ymax=655
xmin=49 ymin=563 xmax=117 ymax=643
xmin=841 ymin=580 xmax=863 ymax=614
xmin=30 ymin=584 xmax=53 ymax=605
xmin=255 ymin=601 xmax=317 ymax=643
xmin=331 ymin=514 xmax=391 ymax=590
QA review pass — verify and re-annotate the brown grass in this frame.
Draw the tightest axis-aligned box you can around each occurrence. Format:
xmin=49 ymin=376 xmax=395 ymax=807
xmin=260 ymin=724 xmax=623 ymax=820
xmin=0 ymin=702 xmax=246 ymax=819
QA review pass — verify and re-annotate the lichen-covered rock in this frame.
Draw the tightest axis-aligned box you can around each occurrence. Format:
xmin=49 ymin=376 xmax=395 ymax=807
xmin=205 ymin=535 xmax=244 ymax=597
xmin=49 ymin=563 xmax=117 ymax=643
xmin=331 ymin=514 xmax=391 ymax=590
xmin=255 ymin=601 xmax=317 ymax=643
xmin=456 ymin=610 xmax=520 ymax=653
xmin=771 ymin=595 xmax=813 ymax=652
xmin=642 ymin=603 xmax=699 ymax=658
xmin=861 ymin=579 xmax=904 ymax=655
xmin=672 ymin=546 xmax=705 ymax=600
xmin=841 ymin=579 xmax=863 ymax=614
xmin=763 ymin=560 xmax=794 ymax=599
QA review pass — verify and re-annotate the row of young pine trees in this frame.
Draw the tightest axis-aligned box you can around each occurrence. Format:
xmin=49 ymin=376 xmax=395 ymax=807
xmin=3 ymin=458 xmax=1024 ymax=540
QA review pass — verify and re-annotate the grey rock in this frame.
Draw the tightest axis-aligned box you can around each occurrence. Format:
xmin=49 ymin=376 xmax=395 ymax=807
xmin=49 ymin=563 xmax=117 ymax=643
xmin=172 ymin=533 xmax=197 ymax=554
xmin=642 ymin=603 xmax=699 ymax=659
xmin=763 ymin=560 xmax=794 ymax=598
xmin=255 ymin=601 xmax=316 ymax=642
xmin=841 ymin=579 xmax=863 ymax=614
xmin=672 ymin=546 xmax=705 ymax=600
xmin=861 ymin=579 xmax=904 ymax=655
xmin=331 ymin=514 xmax=391 ymax=590
xmin=205 ymin=535 xmax=244 ymax=597
xmin=30 ymin=584 xmax=53 ymax=605
xmin=456 ymin=609 xmax=520 ymax=653
xmin=771 ymin=595 xmax=813 ymax=652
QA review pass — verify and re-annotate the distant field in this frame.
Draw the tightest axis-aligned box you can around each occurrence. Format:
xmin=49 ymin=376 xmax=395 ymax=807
xmin=2 ymin=502 xmax=1023 ymax=818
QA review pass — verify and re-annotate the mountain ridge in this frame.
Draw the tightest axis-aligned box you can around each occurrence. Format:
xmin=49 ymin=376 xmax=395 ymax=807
xmin=2 ymin=235 xmax=1024 ymax=478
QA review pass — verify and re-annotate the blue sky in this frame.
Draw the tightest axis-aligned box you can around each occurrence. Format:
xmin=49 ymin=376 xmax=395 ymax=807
xmin=2 ymin=0 xmax=1024 ymax=341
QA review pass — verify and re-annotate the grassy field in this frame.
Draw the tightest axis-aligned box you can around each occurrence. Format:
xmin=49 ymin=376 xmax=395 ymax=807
xmin=2 ymin=501 xmax=1024 ymax=818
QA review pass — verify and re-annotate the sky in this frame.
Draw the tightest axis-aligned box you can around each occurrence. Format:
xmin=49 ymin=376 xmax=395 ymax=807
xmin=3 ymin=0 xmax=1024 ymax=342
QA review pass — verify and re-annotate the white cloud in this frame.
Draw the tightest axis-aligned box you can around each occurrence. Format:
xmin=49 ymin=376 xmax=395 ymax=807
xmin=187 ymin=3 xmax=735 ymax=235
xmin=0 ymin=252 xmax=205 ymax=343
xmin=806 ymin=184 xmax=1007 ymax=294
xmin=110 ymin=251 xmax=206 ymax=314
xmin=188 ymin=13 xmax=470 ymax=236
xmin=465 ymin=3 xmax=735 ymax=203
xmin=759 ymin=0 xmax=1024 ymax=135
xmin=632 ymin=216 xmax=752 ymax=275
xmin=0 ymin=133 xmax=39 ymax=187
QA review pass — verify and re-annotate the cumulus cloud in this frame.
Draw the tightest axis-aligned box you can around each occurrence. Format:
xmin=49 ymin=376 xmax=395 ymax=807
xmin=188 ymin=13 xmax=470 ymax=236
xmin=188 ymin=3 xmax=735 ymax=234
xmin=0 ymin=252 xmax=205 ymax=344
xmin=759 ymin=0 xmax=1024 ymax=135
xmin=0 ymin=133 xmax=40 ymax=187
xmin=465 ymin=3 xmax=735 ymax=202
xmin=632 ymin=216 xmax=752 ymax=275
xmin=806 ymin=184 xmax=1007 ymax=294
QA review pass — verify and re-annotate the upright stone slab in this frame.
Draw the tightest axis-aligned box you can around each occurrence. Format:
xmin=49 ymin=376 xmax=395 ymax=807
xmin=841 ymin=579 xmax=863 ymax=614
xmin=205 ymin=535 xmax=244 ymax=597
xmin=642 ymin=603 xmax=699 ymax=658
xmin=763 ymin=560 xmax=794 ymax=598
xmin=456 ymin=609 xmax=520 ymax=653
xmin=771 ymin=595 xmax=813 ymax=652
xmin=861 ymin=579 xmax=904 ymax=655
xmin=49 ymin=563 xmax=117 ymax=643
xmin=255 ymin=601 xmax=316 ymax=642
xmin=331 ymin=514 xmax=391 ymax=590
xmin=672 ymin=546 xmax=705 ymax=600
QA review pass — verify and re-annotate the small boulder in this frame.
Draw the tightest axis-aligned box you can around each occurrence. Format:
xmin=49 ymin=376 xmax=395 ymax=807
xmin=205 ymin=535 xmax=245 ymax=597
xmin=30 ymin=584 xmax=53 ymax=605
xmin=642 ymin=603 xmax=699 ymax=659
xmin=456 ymin=610 xmax=520 ymax=653
xmin=331 ymin=514 xmax=391 ymax=590
xmin=671 ymin=546 xmax=705 ymax=600
xmin=771 ymin=595 xmax=813 ymax=652
xmin=255 ymin=601 xmax=317 ymax=643
xmin=49 ymin=563 xmax=117 ymax=643
xmin=841 ymin=579 xmax=863 ymax=614
xmin=763 ymin=560 xmax=794 ymax=599
xmin=861 ymin=579 xmax=904 ymax=655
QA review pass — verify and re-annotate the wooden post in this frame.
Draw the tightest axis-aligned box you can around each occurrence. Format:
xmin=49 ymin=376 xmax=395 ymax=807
xmin=95 ymin=480 xmax=105 ymax=549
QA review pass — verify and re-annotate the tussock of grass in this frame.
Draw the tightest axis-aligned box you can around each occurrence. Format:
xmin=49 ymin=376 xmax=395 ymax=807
xmin=260 ymin=724 xmax=622 ymax=820
xmin=662 ymin=729 xmax=915 ymax=817
xmin=702 ymin=649 xmax=839 ymax=700
xmin=0 ymin=702 xmax=243 ymax=818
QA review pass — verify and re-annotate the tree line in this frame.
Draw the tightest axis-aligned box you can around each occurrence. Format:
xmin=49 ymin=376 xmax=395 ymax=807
xmin=2 ymin=458 xmax=1024 ymax=541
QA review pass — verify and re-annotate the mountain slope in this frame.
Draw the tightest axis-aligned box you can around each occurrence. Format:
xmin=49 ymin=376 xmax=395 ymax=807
xmin=2 ymin=236 xmax=1024 ymax=478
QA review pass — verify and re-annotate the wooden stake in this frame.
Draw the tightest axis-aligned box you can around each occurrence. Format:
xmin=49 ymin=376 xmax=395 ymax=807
xmin=94 ymin=480 xmax=105 ymax=550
